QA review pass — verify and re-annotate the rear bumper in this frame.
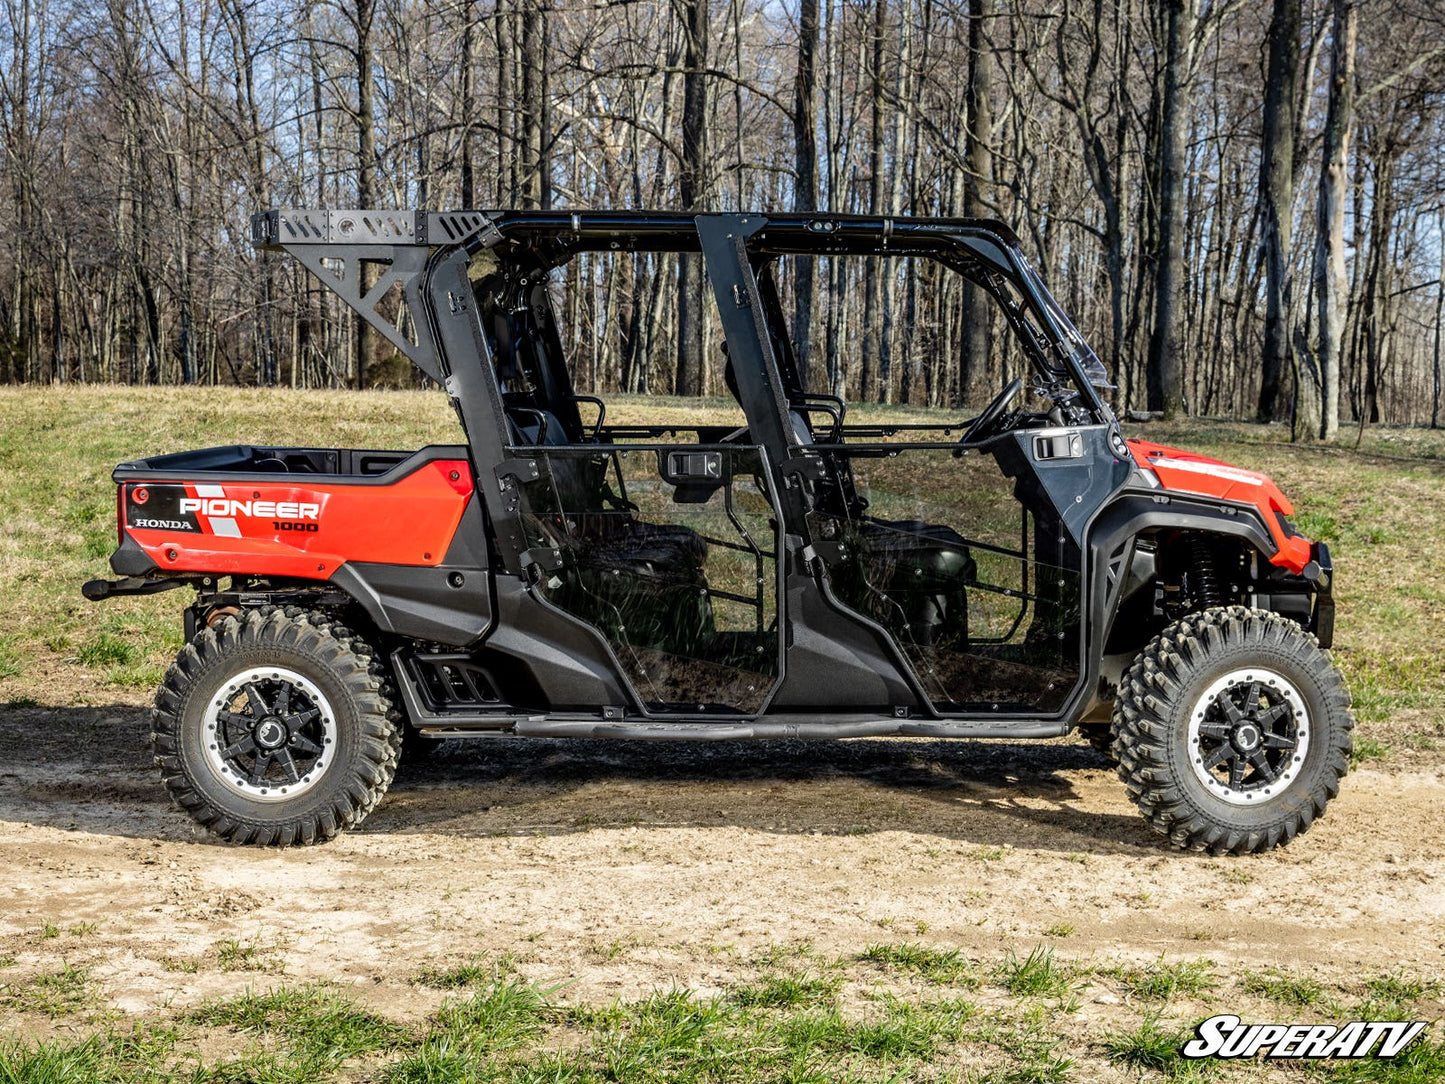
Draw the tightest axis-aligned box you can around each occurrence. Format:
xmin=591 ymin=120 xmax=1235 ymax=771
xmin=109 ymin=531 xmax=158 ymax=576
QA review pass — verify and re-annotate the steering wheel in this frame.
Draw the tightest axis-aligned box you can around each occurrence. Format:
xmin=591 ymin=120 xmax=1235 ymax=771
xmin=959 ymin=378 xmax=1023 ymax=446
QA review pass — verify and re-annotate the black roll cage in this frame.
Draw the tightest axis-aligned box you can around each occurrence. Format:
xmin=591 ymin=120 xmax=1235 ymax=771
xmin=464 ymin=211 xmax=1115 ymax=425
xmin=251 ymin=208 xmax=1162 ymax=729
xmin=251 ymin=209 xmax=1115 ymax=433
xmin=251 ymin=210 xmax=1122 ymax=579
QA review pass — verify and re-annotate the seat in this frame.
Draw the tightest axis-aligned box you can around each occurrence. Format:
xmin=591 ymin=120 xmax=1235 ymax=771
xmin=856 ymin=519 xmax=975 ymax=646
xmin=475 ymin=275 xmax=719 ymax=662
xmin=508 ymin=440 xmax=711 ymax=666
xmin=789 ymin=393 xmax=973 ymax=644
xmin=505 ymin=400 xmax=713 ymax=661
xmin=507 ymin=405 xmax=569 ymax=447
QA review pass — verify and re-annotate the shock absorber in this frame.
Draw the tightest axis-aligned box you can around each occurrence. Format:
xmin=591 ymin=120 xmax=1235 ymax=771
xmin=1187 ymin=535 xmax=1225 ymax=610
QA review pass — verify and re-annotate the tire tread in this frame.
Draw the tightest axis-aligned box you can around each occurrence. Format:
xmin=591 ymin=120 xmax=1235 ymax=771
xmin=151 ymin=608 xmax=399 ymax=845
xmin=1113 ymin=605 xmax=1353 ymax=855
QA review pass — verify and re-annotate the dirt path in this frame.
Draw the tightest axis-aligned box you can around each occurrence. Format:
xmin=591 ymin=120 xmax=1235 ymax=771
xmin=2 ymin=705 xmax=1442 ymax=1022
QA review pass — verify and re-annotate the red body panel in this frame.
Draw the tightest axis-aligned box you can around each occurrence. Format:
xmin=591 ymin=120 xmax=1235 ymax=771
xmin=122 ymin=459 xmax=475 ymax=579
xmin=1126 ymin=439 xmax=1312 ymax=573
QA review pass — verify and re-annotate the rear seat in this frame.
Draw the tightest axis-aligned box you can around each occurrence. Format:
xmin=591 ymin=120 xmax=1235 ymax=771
xmin=478 ymin=288 xmax=712 ymax=605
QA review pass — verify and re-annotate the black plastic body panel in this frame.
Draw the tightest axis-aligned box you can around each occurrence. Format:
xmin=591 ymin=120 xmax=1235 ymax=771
xmin=332 ymin=562 xmax=490 ymax=647
xmin=109 ymin=532 xmax=159 ymax=576
xmin=995 ymin=427 xmax=1134 ymax=548
xmin=1310 ymin=542 xmax=1335 ymax=648
xmin=1254 ymin=540 xmax=1334 ymax=648
xmin=766 ymin=568 xmax=923 ymax=712
xmin=1071 ymin=490 xmax=1319 ymax=723
xmin=475 ymin=578 xmax=636 ymax=712
xmin=1087 ymin=492 xmax=1278 ymax=582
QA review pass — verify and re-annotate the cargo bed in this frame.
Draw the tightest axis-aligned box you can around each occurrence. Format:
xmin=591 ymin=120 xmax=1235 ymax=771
xmin=108 ymin=444 xmax=477 ymax=580
xmin=113 ymin=444 xmax=470 ymax=483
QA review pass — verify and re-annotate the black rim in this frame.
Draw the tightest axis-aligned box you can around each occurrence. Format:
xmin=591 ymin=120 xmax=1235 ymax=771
xmin=1193 ymin=676 xmax=1303 ymax=797
xmin=205 ymin=670 xmax=333 ymax=797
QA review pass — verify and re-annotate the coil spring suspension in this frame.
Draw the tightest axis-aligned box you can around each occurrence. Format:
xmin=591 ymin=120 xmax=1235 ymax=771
xmin=1187 ymin=536 xmax=1224 ymax=610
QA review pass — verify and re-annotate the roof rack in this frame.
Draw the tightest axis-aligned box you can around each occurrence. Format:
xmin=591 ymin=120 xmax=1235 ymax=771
xmin=251 ymin=209 xmax=502 ymax=249
xmin=250 ymin=209 xmax=507 ymax=381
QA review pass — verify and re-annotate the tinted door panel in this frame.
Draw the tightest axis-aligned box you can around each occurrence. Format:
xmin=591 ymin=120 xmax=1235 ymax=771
xmin=512 ymin=444 xmax=782 ymax=714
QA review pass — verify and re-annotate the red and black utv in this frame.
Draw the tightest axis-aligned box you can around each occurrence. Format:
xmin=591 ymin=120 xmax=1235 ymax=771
xmin=84 ymin=209 xmax=1350 ymax=852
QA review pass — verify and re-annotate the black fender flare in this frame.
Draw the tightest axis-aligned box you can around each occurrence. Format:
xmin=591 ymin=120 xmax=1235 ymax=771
xmin=1075 ymin=491 xmax=1279 ymax=720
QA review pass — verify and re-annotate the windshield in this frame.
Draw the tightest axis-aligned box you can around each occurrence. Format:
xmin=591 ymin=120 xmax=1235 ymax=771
xmin=1018 ymin=258 xmax=1112 ymax=392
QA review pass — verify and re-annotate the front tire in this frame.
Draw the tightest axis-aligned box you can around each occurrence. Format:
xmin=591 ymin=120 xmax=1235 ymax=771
xmin=1113 ymin=606 xmax=1352 ymax=854
xmin=152 ymin=610 xmax=400 ymax=845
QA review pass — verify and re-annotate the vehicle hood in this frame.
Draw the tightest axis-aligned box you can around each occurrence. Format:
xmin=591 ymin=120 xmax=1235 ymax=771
xmin=1126 ymin=438 xmax=1313 ymax=573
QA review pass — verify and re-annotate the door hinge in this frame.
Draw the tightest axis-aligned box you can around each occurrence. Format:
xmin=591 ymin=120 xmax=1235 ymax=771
xmin=497 ymin=458 xmax=540 ymax=485
xmin=520 ymin=547 xmax=565 ymax=575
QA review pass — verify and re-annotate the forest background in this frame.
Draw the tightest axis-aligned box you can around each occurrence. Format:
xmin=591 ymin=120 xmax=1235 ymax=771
xmin=2 ymin=0 xmax=1443 ymax=439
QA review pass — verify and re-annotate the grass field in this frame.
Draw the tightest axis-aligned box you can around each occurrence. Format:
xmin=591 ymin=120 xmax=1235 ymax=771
xmin=1 ymin=951 xmax=1442 ymax=1082
xmin=2 ymin=384 xmax=1444 ymax=1082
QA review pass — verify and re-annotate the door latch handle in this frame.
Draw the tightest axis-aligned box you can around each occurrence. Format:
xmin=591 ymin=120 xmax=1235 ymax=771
xmin=1032 ymin=431 xmax=1083 ymax=461
xmin=665 ymin=450 xmax=723 ymax=480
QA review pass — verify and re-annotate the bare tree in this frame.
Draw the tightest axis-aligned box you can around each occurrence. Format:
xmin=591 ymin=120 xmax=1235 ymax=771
xmin=959 ymin=0 xmax=994 ymax=407
xmin=1145 ymin=0 xmax=1195 ymax=419
xmin=1435 ymin=205 xmax=1444 ymax=429
xmin=520 ymin=0 xmax=549 ymax=209
xmin=790 ymin=0 xmax=818 ymax=383
xmin=860 ymin=0 xmax=887 ymax=402
xmin=1257 ymin=0 xmax=1300 ymax=422
xmin=674 ymin=0 xmax=708 ymax=397
xmin=1308 ymin=0 xmax=1356 ymax=441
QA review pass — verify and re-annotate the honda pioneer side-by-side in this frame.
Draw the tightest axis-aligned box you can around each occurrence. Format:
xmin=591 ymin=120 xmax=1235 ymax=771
xmin=83 ymin=209 xmax=1351 ymax=852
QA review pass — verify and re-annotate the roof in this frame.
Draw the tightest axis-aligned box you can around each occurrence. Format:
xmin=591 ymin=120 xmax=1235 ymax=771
xmin=253 ymin=208 xmax=1023 ymax=256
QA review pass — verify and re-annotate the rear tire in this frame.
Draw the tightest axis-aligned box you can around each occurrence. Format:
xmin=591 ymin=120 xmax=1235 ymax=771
xmin=1113 ymin=606 xmax=1352 ymax=854
xmin=152 ymin=610 xmax=400 ymax=845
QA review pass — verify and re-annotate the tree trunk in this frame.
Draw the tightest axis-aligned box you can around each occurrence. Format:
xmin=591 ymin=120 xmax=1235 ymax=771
xmin=1256 ymin=0 xmax=1299 ymax=421
xmin=790 ymin=0 xmax=819 ymax=386
xmin=354 ymin=0 xmax=376 ymax=389
xmin=460 ymin=11 xmax=477 ymax=207
xmin=227 ymin=0 xmax=276 ymax=385
xmin=1145 ymin=0 xmax=1194 ymax=419
xmin=959 ymin=0 xmax=993 ymax=408
xmin=821 ymin=0 xmax=844 ymax=396
xmin=861 ymin=0 xmax=886 ymax=402
xmin=6 ymin=0 xmax=37 ymax=382
xmin=496 ymin=2 xmax=515 ymax=203
xmin=881 ymin=0 xmax=913 ymax=403
xmin=1312 ymin=0 xmax=1355 ymax=442
xmin=520 ymin=0 xmax=547 ymax=209
xmin=1359 ymin=151 xmax=1395 ymax=426
xmin=675 ymin=0 xmax=708 ymax=397
xmin=1434 ymin=206 xmax=1443 ymax=429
